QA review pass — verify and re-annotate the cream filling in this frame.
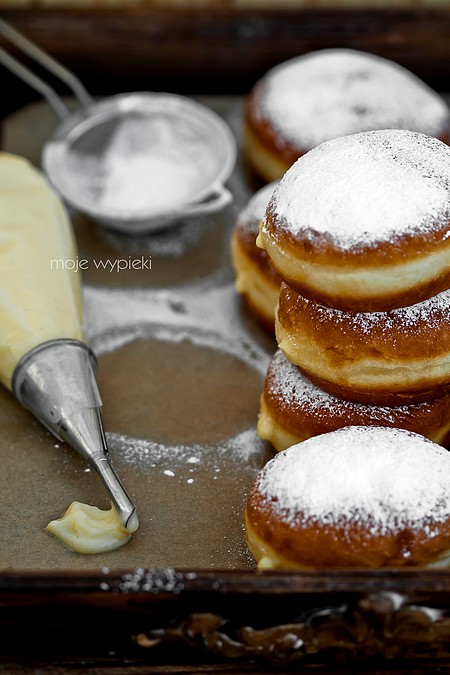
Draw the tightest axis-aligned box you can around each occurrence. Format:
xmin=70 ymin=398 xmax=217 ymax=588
xmin=232 ymin=236 xmax=280 ymax=324
xmin=258 ymin=392 xmax=450 ymax=452
xmin=244 ymin=122 xmax=291 ymax=183
xmin=431 ymin=419 xmax=450 ymax=446
xmin=46 ymin=501 xmax=139 ymax=554
xmin=245 ymin=512 xmax=308 ymax=570
xmin=246 ymin=509 xmax=450 ymax=570
xmin=257 ymin=397 xmax=307 ymax=452
xmin=258 ymin=227 xmax=450 ymax=304
xmin=0 ymin=154 xmax=83 ymax=389
xmin=276 ymin=320 xmax=450 ymax=391
xmin=425 ymin=551 xmax=450 ymax=568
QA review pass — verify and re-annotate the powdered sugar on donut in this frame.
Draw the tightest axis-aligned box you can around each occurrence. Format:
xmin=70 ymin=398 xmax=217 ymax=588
xmin=268 ymin=349 xmax=417 ymax=423
xmin=259 ymin=49 xmax=449 ymax=150
xmin=291 ymin=285 xmax=450 ymax=336
xmin=268 ymin=130 xmax=450 ymax=250
xmin=257 ymin=426 xmax=450 ymax=533
xmin=237 ymin=181 xmax=278 ymax=236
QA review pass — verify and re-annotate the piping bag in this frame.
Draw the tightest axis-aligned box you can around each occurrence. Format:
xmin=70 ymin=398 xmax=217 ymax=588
xmin=1 ymin=153 xmax=138 ymax=534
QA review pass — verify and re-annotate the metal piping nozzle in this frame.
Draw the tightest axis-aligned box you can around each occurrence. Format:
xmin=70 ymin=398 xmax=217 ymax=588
xmin=12 ymin=338 xmax=138 ymax=532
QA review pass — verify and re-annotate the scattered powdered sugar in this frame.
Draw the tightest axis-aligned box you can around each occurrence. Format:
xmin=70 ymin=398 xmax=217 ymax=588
xmin=268 ymin=349 xmax=414 ymax=422
xmin=259 ymin=49 xmax=449 ymax=150
xmin=226 ymin=428 xmax=269 ymax=463
xmin=107 ymin=427 xmax=269 ymax=472
xmin=237 ymin=181 xmax=278 ymax=236
xmin=84 ymin=282 xmax=271 ymax=376
xmin=292 ymin=285 xmax=450 ymax=336
xmin=107 ymin=433 xmax=195 ymax=468
xmin=267 ymin=130 xmax=450 ymax=250
xmin=100 ymin=218 xmax=208 ymax=257
xmin=82 ymin=277 xmax=273 ymax=480
xmin=119 ymin=567 xmax=186 ymax=594
xmin=258 ymin=426 xmax=450 ymax=533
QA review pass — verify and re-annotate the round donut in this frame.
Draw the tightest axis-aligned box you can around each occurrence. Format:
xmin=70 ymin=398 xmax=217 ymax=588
xmin=231 ymin=182 xmax=281 ymax=330
xmin=258 ymin=129 xmax=450 ymax=312
xmin=244 ymin=49 xmax=450 ymax=183
xmin=258 ymin=349 xmax=450 ymax=451
xmin=276 ymin=283 xmax=450 ymax=406
xmin=245 ymin=426 xmax=450 ymax=569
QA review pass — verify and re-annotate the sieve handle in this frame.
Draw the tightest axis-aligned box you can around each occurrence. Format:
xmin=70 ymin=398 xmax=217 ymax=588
xmin=182 ymin=185 xmax=233 ymax=218
xmin=0 ymin=18 xmax=93 ymax=118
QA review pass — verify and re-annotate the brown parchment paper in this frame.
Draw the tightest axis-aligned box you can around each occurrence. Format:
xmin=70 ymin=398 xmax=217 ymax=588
xmin=0 ymin=97 xmax=276 ymax=570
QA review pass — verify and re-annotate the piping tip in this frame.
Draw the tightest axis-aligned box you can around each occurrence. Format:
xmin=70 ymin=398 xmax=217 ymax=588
xmin=12 ymin=338 xmax=138 ymax=531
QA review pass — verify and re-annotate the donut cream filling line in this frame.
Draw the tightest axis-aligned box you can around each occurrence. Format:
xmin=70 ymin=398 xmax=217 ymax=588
xmin=259 ymin=227 xmax=450 ymax=305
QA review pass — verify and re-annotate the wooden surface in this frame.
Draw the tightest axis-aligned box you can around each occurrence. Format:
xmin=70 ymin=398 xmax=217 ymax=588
xmin=3 ymin=569 xmax=450 ymax=669
xmin=2 ymin=665 xmax=450 ymax=674
xmin=0 ymin=7 xmax=449 ymax=105
xmin=3 ymin=665 xmax=450 ymax=674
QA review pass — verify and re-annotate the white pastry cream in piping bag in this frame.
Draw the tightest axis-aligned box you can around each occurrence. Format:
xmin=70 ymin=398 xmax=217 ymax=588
xmin=0 ymin=153 xmax=83 ymax=387
xmin=0 ymin=153 xmax=138 ymax=553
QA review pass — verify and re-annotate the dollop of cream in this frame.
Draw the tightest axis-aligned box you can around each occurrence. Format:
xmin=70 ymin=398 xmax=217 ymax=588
xmin=257 ymin=556 xmax=276 ymax=570
xmin=46 ymin=501 xmax=138 ymax=554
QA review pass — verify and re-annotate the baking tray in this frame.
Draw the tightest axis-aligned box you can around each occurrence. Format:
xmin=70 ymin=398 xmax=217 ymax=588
xmin=2 ymin=97 xmax=450 ymax=671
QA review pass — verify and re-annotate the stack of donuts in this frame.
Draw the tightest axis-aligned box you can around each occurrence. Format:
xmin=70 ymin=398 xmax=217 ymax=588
xmin=245 ymin=128 xmax=450 ymax=569
xmin=231 ymin=47 xmax=450 ymax=451
xmin=232 ymin=48 xmax=450 ymax=330
xmin=239 ymin=50 xmax=450 ymax=569
xmin=256 ymin=128 xmax=450 ymax=452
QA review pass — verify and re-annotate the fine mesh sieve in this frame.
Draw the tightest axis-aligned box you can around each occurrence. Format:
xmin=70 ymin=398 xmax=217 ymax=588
xmin=0 ymin=18 xmax=236 ymax=233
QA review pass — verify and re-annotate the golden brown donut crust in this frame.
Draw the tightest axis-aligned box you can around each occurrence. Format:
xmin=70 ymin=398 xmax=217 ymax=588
xmin=258 ymin=128 xmax=450 ymax=313
xmin=234 ymin=217 xmax=280 ymax=286
xmin=260 ymin=206 xmax=450 ymax=313
xmin=276 ymin=283 xmax=450 ymax=405
xmin=231 ymin=183 xmax=282 ymax=330
xmin=231 ymin=227 xmax=280 ymax=331
xmin=260 ymin=351 xmax=450 ymax=450
xmin=246 ymin=79 xmax=450 ymax=184
xmin=264 ymin=200 xmax=450 ymax=265
xmin=245 ymin=72 xmax=450 ymax=189
xmin=244 ymin=46 xmax=450 ymax=187
xmin=245 ymin=491 xmax=450 ymax=569
xmin=244 ymin=85 xmax=305 ymax=181
xmin=246 ymin=426 xmax=450 ymax=569
xmin=278 ymin=283 xmax=450 ymax=366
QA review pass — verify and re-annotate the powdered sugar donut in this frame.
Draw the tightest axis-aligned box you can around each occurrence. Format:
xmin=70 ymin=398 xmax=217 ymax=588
xmin=244 ymin=49 xmax=450 ymax=182
xmin=231 ymin=182 xmax=280 ymax=330
xmin=276 ymin=283 xmax=450 ymax=405
xmin=258 ymin=130 xmax=450 ymax=312
xmin=258 ymin=350 xmax=450 ymax=451
xmin=245 ymin=426 xmax=450 ymax=568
